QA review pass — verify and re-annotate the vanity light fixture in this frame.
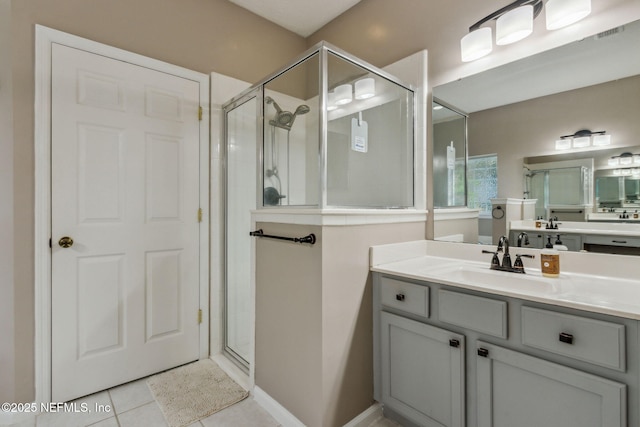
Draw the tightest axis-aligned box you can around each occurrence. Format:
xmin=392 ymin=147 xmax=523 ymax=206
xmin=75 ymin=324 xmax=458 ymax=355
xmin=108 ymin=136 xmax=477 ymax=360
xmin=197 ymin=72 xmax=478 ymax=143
xmin=334 ymin=84 xmax=353 ymax=106
xmin=554 ymin=129 xmax=610 ymax=150
xmin=461 ymin=0 xmax=591 ymax=62
xmin=354 ymin=78 xmax=375 ymax=100
xmin=545 ymin=0 xmax=592 ymax=30
xmin=461 ymin=27 xmax=493 ymax=62
xmin=496 ymin=4 xmax=534 ymax=45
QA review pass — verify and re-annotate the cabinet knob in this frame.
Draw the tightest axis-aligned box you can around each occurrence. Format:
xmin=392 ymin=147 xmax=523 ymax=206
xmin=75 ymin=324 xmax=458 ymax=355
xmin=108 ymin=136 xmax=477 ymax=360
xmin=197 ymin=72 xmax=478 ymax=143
xmin=449 ymin=339 xmax=460 ymax=348
xmin=477 ymin=348 xmax=489 ymax=358
xmin=396 ymin=293 xmax=405 ymax=301
xmin=559 ymin=332 xmax=574 ymax=344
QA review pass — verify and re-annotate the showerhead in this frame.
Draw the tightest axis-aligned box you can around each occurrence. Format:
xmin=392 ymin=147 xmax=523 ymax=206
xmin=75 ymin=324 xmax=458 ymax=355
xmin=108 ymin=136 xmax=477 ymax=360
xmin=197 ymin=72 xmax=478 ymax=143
xmin=295 ymin=105 xmax=311 ymax=115
xmin=266 ymin=97 xmax=311 ymax=130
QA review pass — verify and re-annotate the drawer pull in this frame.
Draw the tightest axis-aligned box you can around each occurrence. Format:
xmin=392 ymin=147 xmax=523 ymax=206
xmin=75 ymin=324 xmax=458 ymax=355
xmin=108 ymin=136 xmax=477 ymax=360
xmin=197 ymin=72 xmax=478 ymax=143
xmin=477 ymin=348 xmax=489 ymax=358
xmin=611 ymin=240 xmax=627 ymax=244
xmin=559 ymin=332 xmax=574 ymax=345
xmin=449 ymin=339 xmax=460 ymax=348
xmin=396 ymin=293 xmax=405 ymax=301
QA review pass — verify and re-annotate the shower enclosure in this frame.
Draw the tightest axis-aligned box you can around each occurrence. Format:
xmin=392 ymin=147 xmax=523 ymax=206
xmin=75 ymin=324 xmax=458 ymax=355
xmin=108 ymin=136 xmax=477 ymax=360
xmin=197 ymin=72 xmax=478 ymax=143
xmin=222 ymin=42 xmax=415 ymax=370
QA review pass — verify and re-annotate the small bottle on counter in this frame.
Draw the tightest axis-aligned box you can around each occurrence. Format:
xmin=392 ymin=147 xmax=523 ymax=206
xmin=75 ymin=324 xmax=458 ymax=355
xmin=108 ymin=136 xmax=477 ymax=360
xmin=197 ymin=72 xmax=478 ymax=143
xmin=541 ymin=236 xmax=560 ymax=278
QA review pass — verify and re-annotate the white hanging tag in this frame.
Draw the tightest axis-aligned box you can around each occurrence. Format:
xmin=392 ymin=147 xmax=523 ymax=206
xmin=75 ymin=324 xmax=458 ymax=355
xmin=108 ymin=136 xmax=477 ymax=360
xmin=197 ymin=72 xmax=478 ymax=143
xmin=351 ymin=113 xmax=368 ymax=153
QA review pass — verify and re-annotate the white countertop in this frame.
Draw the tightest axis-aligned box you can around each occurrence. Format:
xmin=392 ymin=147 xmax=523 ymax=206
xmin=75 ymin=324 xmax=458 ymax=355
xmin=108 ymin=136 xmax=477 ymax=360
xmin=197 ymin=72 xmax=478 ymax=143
xmin=510 ymin=220 xmax=640 ymax=237
xmin=370 ymin=240 xmax=640 ymax=320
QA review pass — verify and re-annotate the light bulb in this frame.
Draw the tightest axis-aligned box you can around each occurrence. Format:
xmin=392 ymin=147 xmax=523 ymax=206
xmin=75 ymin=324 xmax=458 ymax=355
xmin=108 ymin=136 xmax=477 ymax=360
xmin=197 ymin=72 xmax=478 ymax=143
xmin=461 ymin=27 xmax=493 ymax=62
xmin=496 ymin=5 xmax=534 ymax=45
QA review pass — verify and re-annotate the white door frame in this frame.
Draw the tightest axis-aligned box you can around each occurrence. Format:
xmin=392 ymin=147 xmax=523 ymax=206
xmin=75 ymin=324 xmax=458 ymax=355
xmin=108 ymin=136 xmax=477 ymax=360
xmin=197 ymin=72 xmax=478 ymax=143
xmin=34 ymin=25 xmax=210 ymax=404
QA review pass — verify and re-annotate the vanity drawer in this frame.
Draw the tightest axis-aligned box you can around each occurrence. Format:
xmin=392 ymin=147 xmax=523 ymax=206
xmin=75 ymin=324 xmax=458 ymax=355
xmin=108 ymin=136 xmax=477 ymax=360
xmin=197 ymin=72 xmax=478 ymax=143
xmin=522 ymin=306 xmax=626 ymax=371
xmin=583 ymin=234 xmax=640 ymax=248
xmin=438 ymin=290 xmax=508 ymax=338
xmin=380 ymin=277 xmax=429 ymax=318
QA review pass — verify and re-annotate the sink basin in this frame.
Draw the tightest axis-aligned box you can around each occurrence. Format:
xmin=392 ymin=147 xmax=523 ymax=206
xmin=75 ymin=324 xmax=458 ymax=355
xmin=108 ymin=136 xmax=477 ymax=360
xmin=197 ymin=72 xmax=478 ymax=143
xmin=424 ymin=264 xmax=562 ymax=294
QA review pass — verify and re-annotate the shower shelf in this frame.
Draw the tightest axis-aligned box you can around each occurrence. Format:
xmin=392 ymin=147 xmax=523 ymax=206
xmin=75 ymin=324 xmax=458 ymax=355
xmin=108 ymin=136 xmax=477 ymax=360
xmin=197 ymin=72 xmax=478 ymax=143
xmin=249 ymin=229 xmax=316 ymax=245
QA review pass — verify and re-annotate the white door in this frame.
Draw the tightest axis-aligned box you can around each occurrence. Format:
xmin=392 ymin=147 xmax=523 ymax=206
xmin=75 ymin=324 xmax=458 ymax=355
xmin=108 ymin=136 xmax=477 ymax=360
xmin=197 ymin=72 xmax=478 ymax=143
xmin=51 ymin=43 xmax=201 ymax=402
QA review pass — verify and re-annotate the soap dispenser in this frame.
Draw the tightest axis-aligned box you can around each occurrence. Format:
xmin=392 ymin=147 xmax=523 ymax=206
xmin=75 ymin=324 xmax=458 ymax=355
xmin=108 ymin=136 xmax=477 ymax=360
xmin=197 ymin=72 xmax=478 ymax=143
xmin=541 ymin=236 xmax=560 ymax=278
xmin=553 ymin=235 xmax=569 ymax=251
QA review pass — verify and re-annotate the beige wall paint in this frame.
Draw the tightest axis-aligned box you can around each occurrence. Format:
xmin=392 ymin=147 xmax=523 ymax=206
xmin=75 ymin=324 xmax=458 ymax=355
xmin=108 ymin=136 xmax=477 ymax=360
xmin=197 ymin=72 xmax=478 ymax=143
xmin=255 ymin=221 xmax=425 ymax=427
xmin=469 ymin=75 xmax=640 ymax=201
xmin=434 ymin=217 xmax=479 ymax=243
xmin=2 ymin=0 xmax=305 ymax=403
xmin=255 ymin=222 xmax=324 ymax=426
xmin=309 ymin=0 xmax=640 ymax=86
xmin=320 ymin=222 xmax=425 ymax=427
xmin=0 ymin=0 xmax=16 ymax=406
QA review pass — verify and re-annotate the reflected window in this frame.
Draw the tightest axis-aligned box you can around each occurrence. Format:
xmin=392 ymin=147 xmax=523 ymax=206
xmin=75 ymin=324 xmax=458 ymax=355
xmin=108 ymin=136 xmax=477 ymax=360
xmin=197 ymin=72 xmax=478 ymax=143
xmin=468 ymin=154 xmax=497 ymax=215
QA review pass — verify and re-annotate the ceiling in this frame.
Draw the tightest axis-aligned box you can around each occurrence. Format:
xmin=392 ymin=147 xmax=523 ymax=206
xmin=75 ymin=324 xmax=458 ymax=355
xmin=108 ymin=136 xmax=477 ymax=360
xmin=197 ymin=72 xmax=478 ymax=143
xmin=228 ymin=0 xmax=361 ymax=37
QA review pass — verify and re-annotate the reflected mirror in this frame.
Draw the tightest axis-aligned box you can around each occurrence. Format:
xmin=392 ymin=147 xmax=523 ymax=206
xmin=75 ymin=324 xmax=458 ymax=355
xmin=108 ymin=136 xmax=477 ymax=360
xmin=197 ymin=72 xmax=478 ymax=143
xmin=433 ymin=18 xmax=640 ymax=247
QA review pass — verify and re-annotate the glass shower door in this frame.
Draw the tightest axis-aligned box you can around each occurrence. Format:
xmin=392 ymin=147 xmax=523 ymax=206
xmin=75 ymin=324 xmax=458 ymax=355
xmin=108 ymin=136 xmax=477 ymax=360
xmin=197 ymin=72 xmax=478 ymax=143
xmin=223 ymin=92 xmax=258 ymax=369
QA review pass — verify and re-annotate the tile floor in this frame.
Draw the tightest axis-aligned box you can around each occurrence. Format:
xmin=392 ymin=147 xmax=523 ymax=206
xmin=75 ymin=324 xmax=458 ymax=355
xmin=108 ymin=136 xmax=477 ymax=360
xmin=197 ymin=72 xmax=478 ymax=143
xmin=8 ymin=377 xmax=279 ymax=427
xmin=7 ymin=376 xmax=401 ymax=427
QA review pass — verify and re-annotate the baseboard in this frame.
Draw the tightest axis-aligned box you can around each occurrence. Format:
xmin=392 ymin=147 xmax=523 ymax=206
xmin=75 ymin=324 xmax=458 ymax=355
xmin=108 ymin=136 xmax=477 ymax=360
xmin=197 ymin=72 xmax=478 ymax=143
xmin=252 ymin=386 xmax=305 ymax=427
xmin=343 ymin=402 xmax=383 ymax=427
xmin=210 ymin=353 xmax=251 ymax=391
xmin=0 ymin=408 xmax=37 ymax=426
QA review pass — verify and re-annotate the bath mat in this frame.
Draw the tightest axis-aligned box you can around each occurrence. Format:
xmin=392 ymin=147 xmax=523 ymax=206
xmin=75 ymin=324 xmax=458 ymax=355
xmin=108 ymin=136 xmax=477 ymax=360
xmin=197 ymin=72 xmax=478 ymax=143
xmin=147 ymin=359 xmax=249 ymax=427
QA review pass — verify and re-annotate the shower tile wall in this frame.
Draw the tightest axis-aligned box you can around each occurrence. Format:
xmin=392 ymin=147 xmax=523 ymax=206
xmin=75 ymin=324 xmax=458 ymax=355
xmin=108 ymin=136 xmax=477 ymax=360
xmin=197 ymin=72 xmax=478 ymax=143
xmin=263 ymin=91 xmax=311 ymax=206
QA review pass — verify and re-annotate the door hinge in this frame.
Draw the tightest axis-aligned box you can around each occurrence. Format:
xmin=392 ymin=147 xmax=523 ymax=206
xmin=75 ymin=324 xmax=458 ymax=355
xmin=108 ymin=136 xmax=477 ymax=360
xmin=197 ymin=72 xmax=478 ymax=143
xmin=198 ymin=106 xmax=203 ymax=121
xmin=197 ymin=208 xmax=203 ymax=223
xmin=198 ymin=309 xmax=203 ymax=324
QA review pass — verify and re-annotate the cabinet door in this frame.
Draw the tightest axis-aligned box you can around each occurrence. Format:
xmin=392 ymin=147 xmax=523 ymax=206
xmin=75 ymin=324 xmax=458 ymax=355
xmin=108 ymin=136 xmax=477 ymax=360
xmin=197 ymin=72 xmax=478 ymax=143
xmin=476 ymin=342 xmax=626 ymax=427
xmin=380 ymin=312 xmax=465 ymax=427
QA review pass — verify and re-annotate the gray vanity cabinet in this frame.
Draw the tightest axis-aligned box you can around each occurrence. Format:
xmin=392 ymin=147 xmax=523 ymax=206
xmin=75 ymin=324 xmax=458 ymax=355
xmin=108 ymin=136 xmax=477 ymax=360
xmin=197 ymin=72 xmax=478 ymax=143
xmin=476 ymin=341 xmax=626 ymax=427
xmin=373 ymin=272 xmax=637 ymax=427
xmin=380 ymin=311 xmax=465 ymax=427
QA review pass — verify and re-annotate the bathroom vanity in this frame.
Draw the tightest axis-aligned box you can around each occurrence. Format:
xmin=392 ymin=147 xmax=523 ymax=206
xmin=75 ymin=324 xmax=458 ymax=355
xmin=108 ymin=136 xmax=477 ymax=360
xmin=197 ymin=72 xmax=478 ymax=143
xmin=371 ymin=241 xmax=640 ymax=427
xmin=509 ymin=220 xmax=640 ymax=254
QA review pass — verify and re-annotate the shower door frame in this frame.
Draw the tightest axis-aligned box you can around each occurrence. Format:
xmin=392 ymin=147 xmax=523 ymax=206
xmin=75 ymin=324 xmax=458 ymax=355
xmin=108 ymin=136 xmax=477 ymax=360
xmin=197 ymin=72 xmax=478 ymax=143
xmin=222 ymin=88 xmax=263 ymax=372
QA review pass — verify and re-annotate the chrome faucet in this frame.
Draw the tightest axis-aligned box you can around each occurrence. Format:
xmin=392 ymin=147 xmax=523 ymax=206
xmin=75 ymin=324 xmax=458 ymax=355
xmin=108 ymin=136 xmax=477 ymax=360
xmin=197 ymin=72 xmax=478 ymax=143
xmin=517 ymin=232 xmax=529 ymax=247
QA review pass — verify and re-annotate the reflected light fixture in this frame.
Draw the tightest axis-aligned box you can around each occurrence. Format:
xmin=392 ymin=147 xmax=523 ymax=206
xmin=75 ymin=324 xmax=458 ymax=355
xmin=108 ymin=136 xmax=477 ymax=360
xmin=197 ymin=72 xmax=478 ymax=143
xmin=327 ymin=91 xmax=338 ymax=111
xmin=608 ymin=152 xmax=640 ymax=167
xmin=496 ymin=5 xmax=534 ymax=45
xmin=461 ymin=0 xmax=591 ymax=62
xmin=546 ymin=0 xmax=592 ymax=30
xmin=554 ymin=129 xmax=610 ymax=150
xmin=334 ymin=84 xmax=353 ymax=106
xmin=354 ymin=78 xmax=375 ymax=100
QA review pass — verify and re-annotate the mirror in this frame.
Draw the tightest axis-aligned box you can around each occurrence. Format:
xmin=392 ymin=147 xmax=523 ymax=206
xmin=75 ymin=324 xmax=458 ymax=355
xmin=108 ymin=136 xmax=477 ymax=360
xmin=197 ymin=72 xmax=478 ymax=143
xmin=432 ymin=100 xmax=467 ymax=208
xmin=433 ymin=18 xmax=640 ymax=244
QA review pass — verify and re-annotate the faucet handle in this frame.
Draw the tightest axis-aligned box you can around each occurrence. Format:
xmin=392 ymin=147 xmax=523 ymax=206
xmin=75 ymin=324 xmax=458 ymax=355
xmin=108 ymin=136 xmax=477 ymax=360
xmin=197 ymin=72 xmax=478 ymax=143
xmin=514 ymin=254 xmax=535 ymax=272
xmin=482 ymin=250 xmax=500 ymax=268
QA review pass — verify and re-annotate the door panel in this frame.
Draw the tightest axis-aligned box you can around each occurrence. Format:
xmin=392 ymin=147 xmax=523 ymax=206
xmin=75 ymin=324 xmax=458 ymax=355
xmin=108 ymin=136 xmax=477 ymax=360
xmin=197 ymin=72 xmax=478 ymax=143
xmin=51 ymin=43 xmax=201 ymax=402
xmin=380 ymin=311 xmax=465 ymax=427
xmin=476 ymin=342 xmax=626 ymax=427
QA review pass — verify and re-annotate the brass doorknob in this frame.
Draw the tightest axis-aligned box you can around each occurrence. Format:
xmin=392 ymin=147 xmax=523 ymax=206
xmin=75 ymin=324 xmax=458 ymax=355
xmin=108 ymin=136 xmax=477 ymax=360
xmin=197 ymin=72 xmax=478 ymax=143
xmin=58 ymin=236 xmax=74 ymax=248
